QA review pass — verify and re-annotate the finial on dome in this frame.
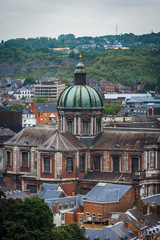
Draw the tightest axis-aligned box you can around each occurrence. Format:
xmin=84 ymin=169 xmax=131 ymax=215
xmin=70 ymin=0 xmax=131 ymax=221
xmin=74 ymin=55 xmax=86 ymax=85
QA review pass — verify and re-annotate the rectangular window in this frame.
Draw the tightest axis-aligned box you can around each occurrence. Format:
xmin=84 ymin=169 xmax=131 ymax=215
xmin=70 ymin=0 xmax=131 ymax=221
xmin=61 ymin=213 xmax=64 ymax=221
xmin=68 ymin=121 xmax=72 ymax=134
xmin=93 ymin=155 xmax=101 ymax=171
xmin=150 ymin=152 xmax=155 ymax=168
xmin=92 ymin=213 xmax=95 ymax=221
xmin=83 ymin=121 xmax=89 ymax=135
xmin=66 ymin=157 xmax=74 ymax=172
xmin=86 ymin=213 xmax=90 ymax=221
xmin=22 ymin=152 xmax=28 ymax=167
xmin=80 ymin=155 xmax=85 ymax=172
xmin=7 ymin=151 xmax=11 ymax=167
xmin=98 ymin=214 xmax=101 ymax=222
xmin=79 ymin=217 xmax=83 ymax=224
xmin=44 ymin=157 xmax=50 ymax=172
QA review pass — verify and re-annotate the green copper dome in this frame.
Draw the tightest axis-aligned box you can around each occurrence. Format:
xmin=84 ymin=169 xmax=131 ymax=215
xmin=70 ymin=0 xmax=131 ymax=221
xmin=57 ymin=56 xmax=103 ymax=110
xmin=57 ymin=85 xmax=103 ymax=110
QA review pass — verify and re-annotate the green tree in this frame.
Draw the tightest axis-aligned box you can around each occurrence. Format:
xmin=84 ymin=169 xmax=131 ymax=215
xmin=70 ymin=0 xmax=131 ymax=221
xmin=32 ymin=97 xmax=51 ymax=103
xmin=23 ymin=77 xmax=36 ymax=86
xmin=6 ymin=104 xmax=25 ymax=111
xmin=104 ymin=102 xmax=122 ymax=115
xmin=52 ymin=222 xmax=87 ymax=240
xmin=2 ymin=197 xmax=54 ymax=240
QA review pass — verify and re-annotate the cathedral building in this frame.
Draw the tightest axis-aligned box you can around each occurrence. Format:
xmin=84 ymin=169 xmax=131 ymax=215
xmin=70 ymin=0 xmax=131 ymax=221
xmin=3 ymin=57 xmax=160 ymax=197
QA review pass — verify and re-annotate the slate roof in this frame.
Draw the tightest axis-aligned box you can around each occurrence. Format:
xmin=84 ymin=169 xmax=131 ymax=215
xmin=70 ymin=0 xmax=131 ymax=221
xmin=126 ymin=208 xmax=145 ymax=222
xmin=141 ymin=194 xmax=160 ymax=206
xmin=0 ymin=128 xmax=15 ymax=137
xmin=90 ymin=130 xmax=160 ymax=151
xmin=83 ymin=221 xmax=135 ymax=240
xmin=5 ymin=191 xmax=31 ymax=200
xmin=23 ymin=109 xmax=34 ymax=114
xmin=5 ymin=127 xmax=55 ymax=147
xmin=38 ymin=183 xmax=60 ymax=198
xmin=81 ymin=172 xmax=138 ymax=184
xmin=41 ymin=190 xmax=63 ymax=199
xmin=144 ymin=213 xmax=160 ymax=228
xmin=38 ymin=130 xmax=86 ymax=151
xmin=45 ymin=194 xmax=84 ymax=210
xmin=35 ymin=103 xmax=57 ymax=113
xmin=110 ymin=212 xmax=146 ymax=230
xmin=85 ymin=183 xmax=132 ymax=203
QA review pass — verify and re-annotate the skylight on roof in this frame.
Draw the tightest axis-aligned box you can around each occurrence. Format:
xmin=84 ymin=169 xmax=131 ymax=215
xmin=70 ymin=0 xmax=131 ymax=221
xmin=97 ymin=183 xmax=106 ymax=187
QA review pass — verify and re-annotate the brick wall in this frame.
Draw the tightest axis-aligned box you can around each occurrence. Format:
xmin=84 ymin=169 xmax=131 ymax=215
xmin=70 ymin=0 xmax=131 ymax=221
xmin=84 ymin=187 xmax=136 ymax=220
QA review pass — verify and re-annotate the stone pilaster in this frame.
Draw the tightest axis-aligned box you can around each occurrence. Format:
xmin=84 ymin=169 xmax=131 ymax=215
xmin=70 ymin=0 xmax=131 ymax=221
xmin=55 ymin=152 xmax=62 ymax=179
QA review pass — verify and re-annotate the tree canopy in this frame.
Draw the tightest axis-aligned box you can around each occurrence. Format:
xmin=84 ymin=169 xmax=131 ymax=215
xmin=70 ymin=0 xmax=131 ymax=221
xmin=104 ymin=102 xmax=122 ymax=115
xmin=6 ymin=104 xmax=25 ymax=111
xmin=23 ymin=77 xmax=36 ymax=86
xmin=0 ymin=193 xmax=87 ymax=240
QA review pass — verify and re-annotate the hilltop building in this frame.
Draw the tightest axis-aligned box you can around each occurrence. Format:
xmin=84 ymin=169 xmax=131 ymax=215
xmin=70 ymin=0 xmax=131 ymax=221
xmin=3 ymin=57 xmax=160 ymax=198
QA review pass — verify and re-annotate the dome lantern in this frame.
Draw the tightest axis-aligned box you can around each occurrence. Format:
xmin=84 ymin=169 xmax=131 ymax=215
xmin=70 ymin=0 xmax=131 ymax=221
xmin=74 ymin=55 xmax=86 ymax=85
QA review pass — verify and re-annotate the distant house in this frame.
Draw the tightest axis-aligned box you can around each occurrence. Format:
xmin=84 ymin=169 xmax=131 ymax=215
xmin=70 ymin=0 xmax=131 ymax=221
xmin=13 ymin=87 xmax=34 ymax=99
xmin=64 ymin=183 xmax=137 ymax=227
xmin=126 ymin=207 xmax=160 ymax=239
xmin=109 ymin=211 xmax=147 ymax=239
xmin=22 ymin=110 xmax=36 ymax=128
xmin=81 ymin=183 xmax=136 ymax=222
xmin=30 ymin=102 xmax=58 ymax=125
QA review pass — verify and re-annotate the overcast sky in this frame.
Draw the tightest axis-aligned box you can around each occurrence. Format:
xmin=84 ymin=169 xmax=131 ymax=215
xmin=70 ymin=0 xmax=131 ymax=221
xmin=0 ymin=0 xmax=160 ymax=41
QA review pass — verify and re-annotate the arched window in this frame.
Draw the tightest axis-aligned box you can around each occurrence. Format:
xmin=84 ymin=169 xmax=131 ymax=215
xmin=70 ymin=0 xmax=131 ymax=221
xmin=131 ymin=156 xmax=139 ymax=172
xmin=112 ymin=155 xmax=120 ymax=172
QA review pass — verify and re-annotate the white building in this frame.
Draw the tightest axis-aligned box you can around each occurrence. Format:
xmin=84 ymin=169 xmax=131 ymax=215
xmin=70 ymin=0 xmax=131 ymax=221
xmin=22 ymin=110 xmax=36 ymax=128
xmin=14 ymin=87 xmax=34 ymax=100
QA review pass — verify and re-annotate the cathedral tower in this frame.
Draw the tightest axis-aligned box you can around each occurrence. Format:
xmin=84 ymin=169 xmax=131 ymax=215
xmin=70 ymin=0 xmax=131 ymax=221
xmin=57 ymin=56 xmax=104 ymax=140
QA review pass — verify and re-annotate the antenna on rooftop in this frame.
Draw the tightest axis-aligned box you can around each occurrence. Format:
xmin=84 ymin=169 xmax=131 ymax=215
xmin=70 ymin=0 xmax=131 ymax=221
xmin=116 ymin=24 xmax=118 ymax=35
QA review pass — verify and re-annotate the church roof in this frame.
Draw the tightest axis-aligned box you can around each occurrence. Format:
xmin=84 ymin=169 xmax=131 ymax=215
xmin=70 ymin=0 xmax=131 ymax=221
xmin=90 ymin=130 xmax=160 ymax=151
xmin=38 ymin=130 xmax=86 ymax=151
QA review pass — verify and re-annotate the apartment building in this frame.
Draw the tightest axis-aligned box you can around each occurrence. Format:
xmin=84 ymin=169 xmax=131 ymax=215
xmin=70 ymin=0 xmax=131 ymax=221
xmin=34 ymin=81 xmax=65 ymax=100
